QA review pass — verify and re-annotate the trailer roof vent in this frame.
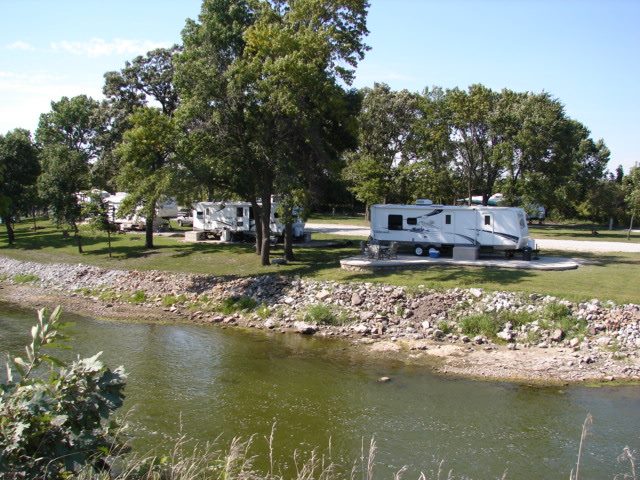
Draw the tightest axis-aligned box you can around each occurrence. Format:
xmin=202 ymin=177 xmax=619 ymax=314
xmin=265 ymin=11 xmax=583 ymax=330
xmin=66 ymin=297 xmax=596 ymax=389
xmin=415 ymin=199 xmax=433 ymax=205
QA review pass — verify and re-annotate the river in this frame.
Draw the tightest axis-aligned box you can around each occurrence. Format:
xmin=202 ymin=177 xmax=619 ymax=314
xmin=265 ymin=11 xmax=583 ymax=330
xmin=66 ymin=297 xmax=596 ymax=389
xmin=1 ymin=303 xmax=639 ymax=479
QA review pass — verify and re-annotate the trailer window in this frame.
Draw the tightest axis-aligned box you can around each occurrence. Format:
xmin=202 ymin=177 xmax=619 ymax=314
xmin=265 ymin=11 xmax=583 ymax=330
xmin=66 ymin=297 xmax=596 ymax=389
xmin=249 ymin=207 xmax=254 ymax=220
xmin=407 ymin=217 xmax=417 ymax=225
xmin=484 ymin=215 xmax=491 ymax=226
xmin=196 ymin=211 xmax=203 ymax=219
xmin=388 ymin=214 xmax=403 ymax=230
xmin=445 ymin=214 xmax=451 ymax=225
xmin=236 ymin=207 xmax=243 ymax=217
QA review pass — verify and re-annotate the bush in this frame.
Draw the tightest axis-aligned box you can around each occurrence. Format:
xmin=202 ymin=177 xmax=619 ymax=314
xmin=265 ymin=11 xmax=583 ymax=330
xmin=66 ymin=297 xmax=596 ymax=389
xmin=162 ymin=294 xmax=187 ymax=307
xmin=0 ymin=307 xmax=127 ymax=479
xmin=125 ymin=290 xmax=147 ymax=304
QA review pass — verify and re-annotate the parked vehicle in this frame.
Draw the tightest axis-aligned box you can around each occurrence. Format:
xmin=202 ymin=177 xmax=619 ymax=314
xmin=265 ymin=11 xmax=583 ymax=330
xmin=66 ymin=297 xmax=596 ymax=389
xmin=369 ymin=199 xmax=532 ymax=256
xmin=192 ymin=200 xmax=305 ymax=241
xmin=175 ymin=210 xmax=193 ymax=227
xmin=105 ymin=192 xmax=176 ymax=231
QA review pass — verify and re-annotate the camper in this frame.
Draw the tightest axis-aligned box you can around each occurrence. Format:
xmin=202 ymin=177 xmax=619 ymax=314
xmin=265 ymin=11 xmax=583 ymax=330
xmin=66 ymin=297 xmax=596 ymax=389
xmin=192 ymin=200 xmax=305 ymax=241
xmin=370 ymin=200 xmax=531 ymax=256
xmin=105 ymin=192 xmax=177 ymax=231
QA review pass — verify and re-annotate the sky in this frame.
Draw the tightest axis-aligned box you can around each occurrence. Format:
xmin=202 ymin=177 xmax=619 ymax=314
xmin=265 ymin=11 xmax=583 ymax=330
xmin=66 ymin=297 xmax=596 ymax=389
xmin=1 ymin=0 xmax=638 ymax=172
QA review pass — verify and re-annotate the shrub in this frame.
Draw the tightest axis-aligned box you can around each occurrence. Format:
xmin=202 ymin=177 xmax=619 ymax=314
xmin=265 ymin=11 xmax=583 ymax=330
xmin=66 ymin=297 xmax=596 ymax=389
xmin=498 ymin=310 xmax=537 ymax=329
xmin=12 ymin=273 xmax=39 ymax=283
xmin=437 ymin=320 xmax=453 ymax=335
xmin=0 ymin=307 xmax=127 ymax=479
xmin=256 ymin=303 xmax=271 ymax=319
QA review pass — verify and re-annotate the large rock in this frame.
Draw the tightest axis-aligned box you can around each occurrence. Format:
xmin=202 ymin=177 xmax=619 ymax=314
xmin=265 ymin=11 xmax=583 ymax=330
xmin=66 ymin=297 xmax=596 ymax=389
xmin=351 ymin=292 xmax=363 ymax=306
xmin=550 ymin=329 xmax=565 ymax=342
xmin=294 ymin=321 xmax=317 ymax=335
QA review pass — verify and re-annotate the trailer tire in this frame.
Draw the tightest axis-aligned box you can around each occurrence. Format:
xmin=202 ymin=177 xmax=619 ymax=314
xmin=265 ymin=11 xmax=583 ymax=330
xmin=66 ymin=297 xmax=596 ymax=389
xmin=414 ymin=245 xmax=424 ymax=256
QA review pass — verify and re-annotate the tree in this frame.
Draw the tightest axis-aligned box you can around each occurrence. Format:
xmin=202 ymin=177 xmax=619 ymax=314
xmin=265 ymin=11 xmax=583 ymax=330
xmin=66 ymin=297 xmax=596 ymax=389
xmin=97 ymin=47 xmax=181 ymax=192
xmin=82 ymin=193 xmax=117 ymax=257
xmin=343 ymin=84 xmax=419 ymax=216
xmin=38 ymin=145 xmax=89 ymax=252
xmin=177 ymin=0 xmax=369 ymax=265
xmin=116 ymin=107 xmax=176 ymax=249
xmin=0 ymin=129 xmax=40 ymax=245
xmin=624 ymin=165 xmax=640 ymax=239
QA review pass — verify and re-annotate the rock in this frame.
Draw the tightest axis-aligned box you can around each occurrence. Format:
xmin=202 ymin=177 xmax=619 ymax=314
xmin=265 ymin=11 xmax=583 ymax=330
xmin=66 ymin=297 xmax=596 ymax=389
xmin=469 ymin=288 xmax=483 ymax=298
xmin=433 ymin=329 xmax=444 ymax=339
xmin=377 ymin=376 xmax=391 ymax=383
xmin=316 ymin=290 xmax=331 ymax=301
xmin=352 ymin=324 xmax=370 ymax=335
xmin=461 ymin=335 xmax=470 ymax=343
xmin=507 ymin=343 xmax=517 ymax=350
xmin=569 ymin=337 xmax=581 ymax=348
xmin=351 ymin=293 xmax=363 ymax=306
xmin=473 ymin=335 xmax=485 ymax=345
xmin=497 ymin=330 xmax=514 ymax=342
xmin=293 ymin=321 xmax=317 ymax=335
xmin=550 ymin=329 xmax=565 ymax=342
xmin=264 ymin=319 xmax=276 ymax=329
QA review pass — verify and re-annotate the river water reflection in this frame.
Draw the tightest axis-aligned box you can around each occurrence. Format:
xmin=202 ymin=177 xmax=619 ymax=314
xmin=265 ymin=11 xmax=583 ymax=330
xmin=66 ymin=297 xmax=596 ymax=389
xmin=1 ymin=303 xmax=639 ymax=479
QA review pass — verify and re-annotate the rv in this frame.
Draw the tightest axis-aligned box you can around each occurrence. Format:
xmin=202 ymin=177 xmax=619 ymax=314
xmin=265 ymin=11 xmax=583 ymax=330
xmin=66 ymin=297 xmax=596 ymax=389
xmin=370 ymin=200 xmax=531 ymax=256
xmin=105 ymin=192 xmax=178 ymax=231
xmin=192 ymin=200 xmax=305 ymax=241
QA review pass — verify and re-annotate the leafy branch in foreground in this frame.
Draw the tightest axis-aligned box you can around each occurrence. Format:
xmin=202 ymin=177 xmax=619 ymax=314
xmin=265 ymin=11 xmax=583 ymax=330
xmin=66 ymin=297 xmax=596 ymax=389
xmin=0 ymin=307 xmax=127 ymax=479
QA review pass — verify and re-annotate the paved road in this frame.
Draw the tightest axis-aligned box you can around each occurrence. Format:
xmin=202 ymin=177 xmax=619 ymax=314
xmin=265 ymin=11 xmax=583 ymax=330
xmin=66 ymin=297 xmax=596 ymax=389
xmin=305 ymin=222 xmax=640 ymax=253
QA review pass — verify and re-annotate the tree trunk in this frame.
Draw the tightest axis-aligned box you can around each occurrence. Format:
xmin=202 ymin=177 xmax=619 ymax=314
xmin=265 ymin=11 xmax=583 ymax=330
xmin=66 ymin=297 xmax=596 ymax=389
xmin=260 ymin=193 xmax=271 ymax=266
xmin=3 ymin=216 xmax=15 ymax=245
xmin=32 ymin=209 xmax=37 ymax=231
xmin=628 ymin=213 xmax=635 ymax=240
xmin=145 ymin=199 xmax=158 ymax=249
xmin=284 ymin=221 xmax=294 ymax=261
xmin=251 ymin=198 xmax=262 ymax=255
xmin=107 ymin=228 xmax=112 ymax=258
xmin=608 ymin=217 xmax=613 ymax=231
xmin=72 ymin=222 xmax=83 ymax=253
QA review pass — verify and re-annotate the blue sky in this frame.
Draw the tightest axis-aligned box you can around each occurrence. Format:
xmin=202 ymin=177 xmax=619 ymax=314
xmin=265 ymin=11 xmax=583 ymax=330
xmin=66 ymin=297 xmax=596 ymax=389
xmin=1 ymin=0 xmax=638 ymax=171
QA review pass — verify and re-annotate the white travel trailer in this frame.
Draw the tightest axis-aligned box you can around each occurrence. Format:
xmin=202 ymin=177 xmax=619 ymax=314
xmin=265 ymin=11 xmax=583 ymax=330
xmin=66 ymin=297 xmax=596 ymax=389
xmin=370 ymin=200 xmax=531 ymax=256
xmin=105 ymin=192 xmax=177 ymax=231
xmin=192 ymin=200 xmax=305 ymax=241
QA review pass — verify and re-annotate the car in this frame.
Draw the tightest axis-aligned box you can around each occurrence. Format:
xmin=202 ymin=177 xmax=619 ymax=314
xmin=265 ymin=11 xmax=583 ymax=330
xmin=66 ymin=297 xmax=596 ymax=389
xmin=175 ymin=212 xmax=193 ymax=227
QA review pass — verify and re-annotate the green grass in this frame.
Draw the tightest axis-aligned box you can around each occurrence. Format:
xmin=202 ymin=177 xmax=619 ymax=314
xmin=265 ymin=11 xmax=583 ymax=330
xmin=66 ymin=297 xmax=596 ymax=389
xmin=301 ymin=303 xmax=351 ymax=325
xmin=307 ymin=213 xmax=369 ymax=226
xmin=529 ymin=223 xmax=639 ymax=243
xmin=1 ymin=219 xmax=639 ymax=304
xmin=12 ymin=273 xmax=39 ymax=283
xmin=217 ymin=296 xmax=258 ymax=314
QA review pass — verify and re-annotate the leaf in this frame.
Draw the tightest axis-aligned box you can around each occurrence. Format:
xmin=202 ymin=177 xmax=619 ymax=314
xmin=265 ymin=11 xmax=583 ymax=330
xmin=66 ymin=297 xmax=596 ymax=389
xmin=12 ymin=357 xmax=27 ymax=377
xmin=51 ymin=414 xmax=68 ymax=427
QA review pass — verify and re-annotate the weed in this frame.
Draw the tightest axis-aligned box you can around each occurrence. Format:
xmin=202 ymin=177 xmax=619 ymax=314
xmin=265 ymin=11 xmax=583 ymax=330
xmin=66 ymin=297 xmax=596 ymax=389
xmin=13 ymin=273 xmax=39 ymax=284
xmin=256 ymin=304 xmax=271 ymax=319
xmin=525 ymin=329 xmax=543 ymax=344
xmin=458 ymin=314 xmax=501 ymax=337
xmin=125 ymin=290 xmax=147 ymax=304
xmin=162 ymin=294 xmax=187 ymax=307
xmin=437 ymin=320 xmax=453 ymax=335
xmin=301 ymin=304 xmax=351 ymax=326
xmin=498 ymin=310 xmax=537 ymax=328
xmin=217 ymin=296 xmax=258 ymax=314
xmin=543 ymin=302 xmax=572 ymax=321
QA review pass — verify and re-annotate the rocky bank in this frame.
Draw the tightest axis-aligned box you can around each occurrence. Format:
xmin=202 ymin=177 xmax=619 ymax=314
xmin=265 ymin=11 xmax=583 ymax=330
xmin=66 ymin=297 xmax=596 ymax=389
xmin=1 ymin=256 xmax=639 ymax=384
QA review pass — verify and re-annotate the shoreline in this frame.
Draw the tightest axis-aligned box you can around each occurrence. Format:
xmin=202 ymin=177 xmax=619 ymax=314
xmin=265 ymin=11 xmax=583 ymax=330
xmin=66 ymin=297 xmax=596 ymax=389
xmin=1 ymin=256 xmax=639 ymax=385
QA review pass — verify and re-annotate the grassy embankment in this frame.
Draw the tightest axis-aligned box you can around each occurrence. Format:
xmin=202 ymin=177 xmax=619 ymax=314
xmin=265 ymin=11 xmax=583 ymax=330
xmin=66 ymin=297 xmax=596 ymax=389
xmin=0 ymin=219 xmax=638 ymax=304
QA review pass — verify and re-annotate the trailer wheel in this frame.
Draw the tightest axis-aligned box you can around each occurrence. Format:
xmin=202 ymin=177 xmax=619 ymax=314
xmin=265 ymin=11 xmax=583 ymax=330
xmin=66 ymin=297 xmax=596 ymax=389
xmin=414 ymin=245 xmax=424 ymax=256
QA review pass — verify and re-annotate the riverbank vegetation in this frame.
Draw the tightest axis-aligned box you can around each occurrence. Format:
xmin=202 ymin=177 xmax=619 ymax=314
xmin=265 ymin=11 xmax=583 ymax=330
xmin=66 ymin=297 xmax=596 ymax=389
xmin=1 ymin=219 xmax=639 ymax=304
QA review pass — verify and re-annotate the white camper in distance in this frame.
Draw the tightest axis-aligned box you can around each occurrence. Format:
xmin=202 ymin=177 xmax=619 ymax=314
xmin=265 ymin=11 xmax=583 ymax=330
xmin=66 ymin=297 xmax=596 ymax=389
xmin=370 ymin=200 xmax=531 ymax=256
xmin=192 ymin=200 xmax=305 ymax=241
xmin=105 ymin=192 xmax=178 ymax=231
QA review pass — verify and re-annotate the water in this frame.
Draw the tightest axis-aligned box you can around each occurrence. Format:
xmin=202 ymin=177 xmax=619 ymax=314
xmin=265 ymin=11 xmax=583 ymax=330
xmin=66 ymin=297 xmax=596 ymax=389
xmin=1 ymin=303 xmax=639 ymax=479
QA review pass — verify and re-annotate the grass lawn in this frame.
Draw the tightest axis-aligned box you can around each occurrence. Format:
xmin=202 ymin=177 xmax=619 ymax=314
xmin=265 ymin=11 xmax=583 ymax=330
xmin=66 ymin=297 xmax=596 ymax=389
xmin=306 ymin=213 xmax=369 ymax=226
xmin=529 ymin=223 xmax=639 ymax=243
xmin=1 ymin=219 xmax=638 ymax=304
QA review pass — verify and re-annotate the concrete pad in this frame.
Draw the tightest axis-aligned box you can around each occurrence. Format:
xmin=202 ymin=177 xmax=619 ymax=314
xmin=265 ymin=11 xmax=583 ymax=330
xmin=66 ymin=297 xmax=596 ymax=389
xmin=340 ymin=254 xmax=579 ymax=271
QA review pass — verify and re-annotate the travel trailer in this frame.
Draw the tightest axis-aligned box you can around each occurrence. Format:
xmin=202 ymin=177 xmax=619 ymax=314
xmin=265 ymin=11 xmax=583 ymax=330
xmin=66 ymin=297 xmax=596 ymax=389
xmin=105 ymin=192 xmax=178 ymax=231
xmin=192 ymin=200 xmax=305 ymax=241
xmin=369 ymin=200 xmax=532 ymax=255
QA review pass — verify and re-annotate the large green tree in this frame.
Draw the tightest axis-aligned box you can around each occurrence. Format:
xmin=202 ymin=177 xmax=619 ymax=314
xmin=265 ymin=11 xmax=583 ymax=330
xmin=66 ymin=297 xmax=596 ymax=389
xmin=342 ymin=83 xmax=419 ymax=215
xmin=115 ymin=107 xmax=176 ymax=249
xmin=624 ymin=165 xmax=640 ymax=238
xmin=0 ymin=129 xmax=40 ymax=245
xmin=177 ymin=0 xmax=369 ymax=265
